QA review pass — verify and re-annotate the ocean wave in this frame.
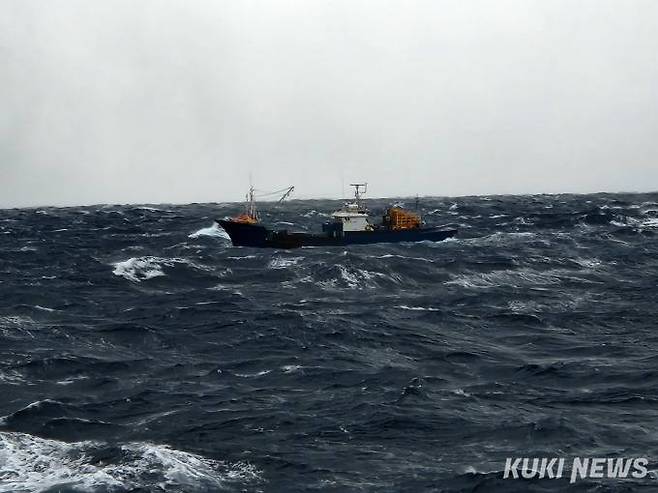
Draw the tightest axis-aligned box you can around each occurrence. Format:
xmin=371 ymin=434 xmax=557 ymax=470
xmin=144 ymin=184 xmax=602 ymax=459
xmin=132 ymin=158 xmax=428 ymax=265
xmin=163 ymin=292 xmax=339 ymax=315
xmin=609 ymin=215 xmax=658 ymax=230
xmin=301 ymin=210 xmax=331 ymax=218
xmin=638 ymin=201 xmax=658 ymax=213
xmin=112 ymin=256 xmax=169 ymax=282
xmin=570 ymin=257 xmax=603 ymax=269
xmin=0 ymin=369 xmax=26 ymax=386
xmin=3 ymin=193 xmax=658 ymax=491
xmin=369 ymin=254 xmax=434 ymax=263
xmin=0 ymin=315 xmax=37 ymax=340
xmin=134 ymin=206 xmax=169 ymax=212
xmin=111 ymin=256 xmax=212 ymax=282
xmin=188 ymin=223 xmax=230 ymax=240
xmin=453 ymin=232 xmax=543 ymax=248
xmin=0 ymin=431 xmax=262 ymax=493
xmin=507 ymin=297 xmax=584 ymax=313
xmin=446 ymin=268 xmax=564 ymax=289
xmin=235 ymin=369 xmax=272 ymax=378
xmin=268 ymin=256 xmax=303 ymax=269
xmin=1 ymin=398 xmax=67 ymax=420
xmin=34 ymin=305 xmax=57 ymax=312
xmin=308 ymin=264 xmax=393 ymax=290
xmin=0 ymin=315 xmax=35 ymax=328
xmin=396 ymin=305 xmax=440 ymax=312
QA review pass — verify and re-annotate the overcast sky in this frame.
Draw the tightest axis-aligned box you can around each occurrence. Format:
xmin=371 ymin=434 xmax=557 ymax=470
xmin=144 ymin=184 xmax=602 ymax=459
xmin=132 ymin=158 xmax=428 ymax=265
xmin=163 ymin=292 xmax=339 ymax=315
xmin=1 ymin=0 xmax=657 ymax=207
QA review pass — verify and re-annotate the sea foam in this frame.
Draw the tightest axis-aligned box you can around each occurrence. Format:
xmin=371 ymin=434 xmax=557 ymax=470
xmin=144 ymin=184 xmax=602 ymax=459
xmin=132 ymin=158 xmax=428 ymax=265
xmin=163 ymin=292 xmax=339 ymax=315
xmin=188 ymin=223 xmax=230 ymax=240
xmin=112 ymin=256 xmax=169 ymax=282
xmin=111 ymin=256 xmax=211 ymax=282
xmin=0 ymin=431 xmax=262 ymax=493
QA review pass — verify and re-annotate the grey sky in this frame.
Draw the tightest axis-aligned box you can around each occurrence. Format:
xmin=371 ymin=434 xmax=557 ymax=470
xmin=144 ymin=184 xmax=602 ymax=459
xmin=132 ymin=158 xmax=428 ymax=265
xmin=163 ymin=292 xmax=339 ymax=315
xmin=1 ymin=0 xmax=657 ymax=208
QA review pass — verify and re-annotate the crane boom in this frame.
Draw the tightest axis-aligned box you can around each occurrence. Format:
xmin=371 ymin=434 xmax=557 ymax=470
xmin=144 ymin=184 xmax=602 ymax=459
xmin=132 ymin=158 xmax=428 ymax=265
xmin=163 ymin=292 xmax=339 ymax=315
xmin=277 ymin=186 xmax=295 ymax=203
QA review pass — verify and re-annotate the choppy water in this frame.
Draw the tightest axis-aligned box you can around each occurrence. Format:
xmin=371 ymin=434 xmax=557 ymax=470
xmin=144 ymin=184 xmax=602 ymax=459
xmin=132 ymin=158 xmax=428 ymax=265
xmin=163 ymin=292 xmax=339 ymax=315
xmin=1 ymin=193 xmax=658 ymax=492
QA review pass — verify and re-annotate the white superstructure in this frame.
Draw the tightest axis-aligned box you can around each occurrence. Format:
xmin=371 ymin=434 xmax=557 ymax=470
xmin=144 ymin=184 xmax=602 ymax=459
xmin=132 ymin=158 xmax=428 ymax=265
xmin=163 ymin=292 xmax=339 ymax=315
xmin=331 ymin=183 xmax=372 ymax=232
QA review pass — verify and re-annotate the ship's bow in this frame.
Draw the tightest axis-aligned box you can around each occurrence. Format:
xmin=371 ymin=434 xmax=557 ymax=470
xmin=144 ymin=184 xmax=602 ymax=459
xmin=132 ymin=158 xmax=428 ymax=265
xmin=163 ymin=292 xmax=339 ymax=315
xmin=217 ymin=219 xmax=270 ymax=247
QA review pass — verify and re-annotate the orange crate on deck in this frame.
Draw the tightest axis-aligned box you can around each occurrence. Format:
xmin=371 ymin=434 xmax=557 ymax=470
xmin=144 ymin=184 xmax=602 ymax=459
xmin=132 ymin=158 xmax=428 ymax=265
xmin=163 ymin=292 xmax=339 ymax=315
xmin=387 ymin=207 xmax=421 ymax=230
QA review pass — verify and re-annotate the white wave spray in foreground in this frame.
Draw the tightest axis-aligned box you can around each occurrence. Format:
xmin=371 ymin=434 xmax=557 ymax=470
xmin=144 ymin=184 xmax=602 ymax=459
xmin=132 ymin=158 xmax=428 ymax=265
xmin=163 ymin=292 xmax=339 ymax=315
xmin=0 ymin=431 xmax=261 ymax=493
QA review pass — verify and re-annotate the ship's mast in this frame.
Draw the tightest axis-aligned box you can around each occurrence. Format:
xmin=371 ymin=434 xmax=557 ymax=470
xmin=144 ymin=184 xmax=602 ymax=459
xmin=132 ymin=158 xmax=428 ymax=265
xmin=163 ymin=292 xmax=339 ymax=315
xmin=243 ymin=184 xmax=295 ymax=221
xmin=349 ymin=183 xmax=367 ymax=209
xmin=245 ymin=185 xmax=258 ymax=221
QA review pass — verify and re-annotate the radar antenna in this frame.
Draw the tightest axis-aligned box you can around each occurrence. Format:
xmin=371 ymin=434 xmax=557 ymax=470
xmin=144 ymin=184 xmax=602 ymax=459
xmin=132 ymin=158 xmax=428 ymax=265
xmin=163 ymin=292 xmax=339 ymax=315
xmin=349 ymin=183 xmax=367 ymax=206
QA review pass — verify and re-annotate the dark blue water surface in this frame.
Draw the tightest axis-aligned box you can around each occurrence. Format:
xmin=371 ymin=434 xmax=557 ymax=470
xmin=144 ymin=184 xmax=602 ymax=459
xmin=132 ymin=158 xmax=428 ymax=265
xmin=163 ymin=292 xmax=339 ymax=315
xmin=1 ymin=193 xmax=658 ymax=492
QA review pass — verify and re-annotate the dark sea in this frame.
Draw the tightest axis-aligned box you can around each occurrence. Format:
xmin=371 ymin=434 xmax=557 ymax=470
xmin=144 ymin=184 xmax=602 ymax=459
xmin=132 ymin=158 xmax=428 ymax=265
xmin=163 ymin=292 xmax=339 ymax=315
xmin=1 ymin=193 xmax=658 ymax=493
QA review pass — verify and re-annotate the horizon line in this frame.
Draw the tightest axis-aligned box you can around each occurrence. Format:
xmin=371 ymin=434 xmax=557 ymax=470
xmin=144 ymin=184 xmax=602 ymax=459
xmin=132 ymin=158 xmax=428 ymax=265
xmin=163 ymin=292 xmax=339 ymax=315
xmin=1 ymin=189 xmax=657 ymax=211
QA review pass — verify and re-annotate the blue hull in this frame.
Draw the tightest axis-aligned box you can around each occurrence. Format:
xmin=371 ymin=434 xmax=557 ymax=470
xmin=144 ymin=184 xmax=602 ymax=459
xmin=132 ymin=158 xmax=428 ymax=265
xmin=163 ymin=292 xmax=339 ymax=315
xmin=218 ymin=219 xmax=457 ymax=249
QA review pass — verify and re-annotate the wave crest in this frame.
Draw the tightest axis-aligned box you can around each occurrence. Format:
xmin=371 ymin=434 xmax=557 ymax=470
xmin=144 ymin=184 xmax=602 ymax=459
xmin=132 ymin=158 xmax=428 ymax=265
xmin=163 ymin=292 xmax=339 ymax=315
xmin=111 ymin=256 xmax=212 ymax=283
xmin=188 ymin=223 xmax=230 ymax=240
xmin=0 ymin=431 xmax=262 ymax=493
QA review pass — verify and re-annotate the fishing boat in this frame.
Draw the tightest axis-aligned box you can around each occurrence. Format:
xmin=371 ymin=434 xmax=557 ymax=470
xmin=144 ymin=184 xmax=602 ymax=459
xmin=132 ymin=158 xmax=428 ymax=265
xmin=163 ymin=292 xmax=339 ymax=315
xmin=218 ymin=184 xmax=457 ymax=249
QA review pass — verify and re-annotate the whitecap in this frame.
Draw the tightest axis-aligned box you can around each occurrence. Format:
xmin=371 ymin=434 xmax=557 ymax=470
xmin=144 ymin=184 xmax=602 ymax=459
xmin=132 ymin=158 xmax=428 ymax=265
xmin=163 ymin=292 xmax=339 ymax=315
xmin=7 ymin=399 xmax=64 ymax=415
xmin=188 ymin=223 xmax=230 ymax=240
xmin=446 ymin=268 xmax=563 ymax=289
xmin=112 ymin=257 xmax=167 ymax=282
xmin=235 ymin=370 xmax=272 ymax=378
xmin=572 ymin=257 xmax=603 ymax=269
xmin=0 ymin=315 xmax=36 ymax=339
xmin=268 ymin=257 xmax=303 ymax=269
xmin=460 ymin=232 xmax=541 ymax=248
xmin=56 ymin=375 xmax=89 ymax=386
xmin=0 ymin=369 xmax=26 ymax=386
xmin=332 ymin=266 xmax=370 ymax=289
xmin=34 ymin=305 xmax=56 ymax=312
xmin=207 ymin=284 xmax=242 ymax=296
xmin=111 ymin=256 xmax=210 ymax=282
xmin=513 ymin=217 xmax=533 ymax=225
xmin=508 ymin=300 xmax=540 ymax=313
xmin=396 ymin=305 xmax=440 ymax=312
xmin=313 ymin=265 xmax=392 ymax=290
xmin=0 ymin=431 xmax=262 ymax=493
xmin=508 ymin=297 xmax=582 ymax=313
xmin=301 ymin=210 xmax=330 ymax=218
xmin=370 ymin=254 xmax=433 ymax=263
